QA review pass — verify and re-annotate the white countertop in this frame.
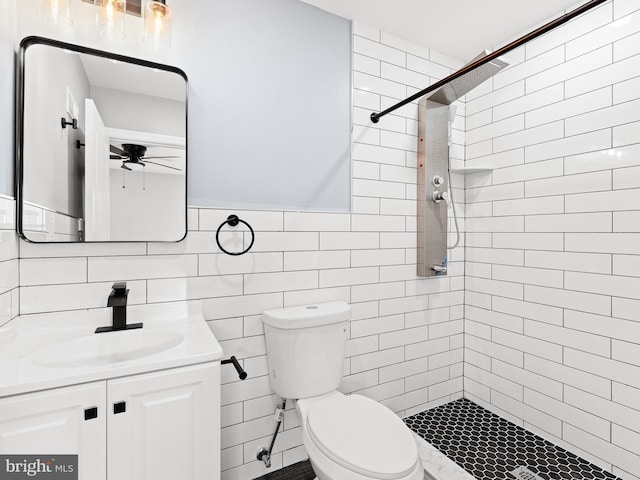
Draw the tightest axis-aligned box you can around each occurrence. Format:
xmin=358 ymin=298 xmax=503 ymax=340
xmin=0 ymin=301 xmax=223 ymax=398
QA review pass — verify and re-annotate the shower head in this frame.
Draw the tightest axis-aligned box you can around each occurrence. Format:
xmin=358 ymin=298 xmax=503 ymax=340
xmin=427 ymin=50 xmax=509 ymax=105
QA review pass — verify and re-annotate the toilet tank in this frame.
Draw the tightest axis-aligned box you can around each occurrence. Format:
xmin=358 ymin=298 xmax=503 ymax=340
xmin=262 ymin=302 xmax=351 ymax=400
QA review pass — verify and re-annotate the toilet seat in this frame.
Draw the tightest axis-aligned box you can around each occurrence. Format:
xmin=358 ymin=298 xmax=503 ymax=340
xmin=305 ymin=394 xmax=419 ymax=480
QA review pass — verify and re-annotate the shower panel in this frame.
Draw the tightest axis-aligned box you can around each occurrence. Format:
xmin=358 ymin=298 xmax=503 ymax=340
xmin=417 ymin=51 xmax=509 ymax=277
xmin=417 ymin=100 xmax=450 ymax=277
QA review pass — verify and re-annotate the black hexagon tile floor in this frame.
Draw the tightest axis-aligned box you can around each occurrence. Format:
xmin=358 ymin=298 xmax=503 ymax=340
xmin=405 ymin=398 xmax=620 ymax=480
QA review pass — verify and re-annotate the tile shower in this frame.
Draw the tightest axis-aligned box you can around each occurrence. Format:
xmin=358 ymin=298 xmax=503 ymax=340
xmin=461 ymin=1 xmax=640 ymax=478
xmin=0 ymin=0 xmax=639 ymax=480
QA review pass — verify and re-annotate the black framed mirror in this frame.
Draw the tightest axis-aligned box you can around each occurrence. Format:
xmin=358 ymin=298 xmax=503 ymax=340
xmin=17 ymin=36 xmax=188 ymax=242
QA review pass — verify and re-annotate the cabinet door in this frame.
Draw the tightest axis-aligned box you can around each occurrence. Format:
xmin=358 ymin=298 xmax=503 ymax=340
xmin=0 ymin=382 xmax=106 ymax=480
xmin=107 ymin=363 xmax=220 ymax=480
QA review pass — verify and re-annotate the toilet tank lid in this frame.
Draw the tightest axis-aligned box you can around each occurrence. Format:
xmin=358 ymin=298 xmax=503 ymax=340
xmin=262 ymin=302 xmax=351 ymax=329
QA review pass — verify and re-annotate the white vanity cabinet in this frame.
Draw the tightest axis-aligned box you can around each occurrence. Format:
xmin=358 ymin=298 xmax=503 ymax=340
xmin=107 ymin=362 xmax=220 ymax=480
xmin=0 ymin=362 xmax=220 ymax=480
xmin=0 ymin=382 xmax=107 ymax=480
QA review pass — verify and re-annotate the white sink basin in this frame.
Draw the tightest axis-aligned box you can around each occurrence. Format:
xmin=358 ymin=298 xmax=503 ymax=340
xmin=32 ymin=329 xmax=184 ymax=368
xmin=0 ymin=301 xmax=223 ymax=398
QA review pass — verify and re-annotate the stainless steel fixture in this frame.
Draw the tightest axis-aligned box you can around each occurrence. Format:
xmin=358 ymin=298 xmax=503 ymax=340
xmin=417 ymin=100 xmax=449 ymax=278
xmin=416 ymin=51 xmax=509 ymax=278
xmin=427 ymin=52 xmax=508 ymax=105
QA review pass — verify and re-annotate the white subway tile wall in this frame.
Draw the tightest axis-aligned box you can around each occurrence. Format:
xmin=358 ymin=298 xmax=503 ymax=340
xmin=0 ymin=196 xmax=18 ymax=327
xmin=21 ymin=202 xmax=82 ymax=242
xmin=10 ymin=25 xmax=465 ymax=480
xmin=464 ymin=1 xmax=640 ymax=478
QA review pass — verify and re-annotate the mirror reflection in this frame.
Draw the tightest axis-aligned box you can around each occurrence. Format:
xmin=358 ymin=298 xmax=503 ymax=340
xmin=18 ymin=37 xmax=187 ymax=242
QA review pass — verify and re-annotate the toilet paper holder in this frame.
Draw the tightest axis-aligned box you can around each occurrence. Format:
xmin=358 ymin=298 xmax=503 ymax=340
xmin=221 ymin=355 xmax=248 ymax=380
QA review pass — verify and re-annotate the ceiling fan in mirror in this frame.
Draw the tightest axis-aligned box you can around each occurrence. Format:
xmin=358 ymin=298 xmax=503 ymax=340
xmin=109 ymin=143 xmax=182 ymax=172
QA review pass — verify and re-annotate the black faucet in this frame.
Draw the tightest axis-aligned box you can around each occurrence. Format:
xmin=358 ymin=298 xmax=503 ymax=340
xmin=95 ymin=282 xmax=143 ymax=333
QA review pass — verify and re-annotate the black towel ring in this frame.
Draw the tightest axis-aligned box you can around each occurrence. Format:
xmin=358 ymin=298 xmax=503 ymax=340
xmin=216 ymin=215 xmax=255 ymax=256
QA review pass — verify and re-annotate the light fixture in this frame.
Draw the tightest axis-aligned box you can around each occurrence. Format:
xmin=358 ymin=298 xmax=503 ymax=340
xmin=94 ymin=0 xmax=127 ymax=39
xmin=37 ymin=0 xmax=73 ymax=26
xmin=39 ymin=0 xmax=174 ymax=49
xmin=143 ymin=0 xmax=172 ymax=50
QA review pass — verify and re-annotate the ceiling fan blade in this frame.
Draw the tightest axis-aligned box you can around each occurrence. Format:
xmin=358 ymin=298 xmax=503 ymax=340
xmin=121 ymin=159 xmax=145 ymax=167
xmin=110 ymin=144 xmax=128 ymax=157
xmin=144 ymin=160 xmax=183 ymax=171
xmin=110 ymin=155 xmax=125 ymax=160
xmin=120 ymin=163 xmax=132 ymax=171
xmin=140 ymin=155 xmax=181 ymax=160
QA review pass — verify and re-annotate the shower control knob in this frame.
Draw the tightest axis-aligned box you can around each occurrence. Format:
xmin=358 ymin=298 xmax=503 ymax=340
xmin=432 ymin=191 xmax=451 ymax=207
xmin=442 ymin=191 xmax=451 ymax=208
xmin=432 ymin=175 xmax=444 ymax=187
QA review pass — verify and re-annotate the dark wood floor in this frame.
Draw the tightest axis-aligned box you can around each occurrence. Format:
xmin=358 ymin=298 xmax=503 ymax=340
xmin=252 ymin=460 xmax=316 ymax=480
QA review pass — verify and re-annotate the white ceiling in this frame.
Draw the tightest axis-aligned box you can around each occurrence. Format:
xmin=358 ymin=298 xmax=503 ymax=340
xmin=298 ymin=0 xmax=585 ymax=62
xmin=79 ymin=54 xmax=186 ymax=102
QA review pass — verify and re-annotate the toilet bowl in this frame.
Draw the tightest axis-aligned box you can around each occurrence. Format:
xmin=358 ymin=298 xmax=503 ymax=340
xmin=295 ymin=392 xmax=423 ymax=480
xmin=261 ymin=302 xmax=423 ymax=480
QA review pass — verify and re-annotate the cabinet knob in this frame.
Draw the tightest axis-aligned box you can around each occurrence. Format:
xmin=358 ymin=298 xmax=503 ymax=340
xmin=113 ymin=401 xmax=126 ymax=414
xmin=84 ymin=407 xmax=98 ymax=420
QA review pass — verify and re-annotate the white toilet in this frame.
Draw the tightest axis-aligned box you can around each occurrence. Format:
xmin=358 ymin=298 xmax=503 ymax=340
xmin=262 ymin=301 xmax=423 ymax=480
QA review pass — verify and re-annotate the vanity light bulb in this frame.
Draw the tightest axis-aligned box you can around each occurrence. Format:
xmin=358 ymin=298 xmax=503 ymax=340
xmin=94 ymin=0 xmax=126 ymax=39
xmin=38 ymin=0 xmax=73 ymax=26
xmin=143 ymin=1 xmax=172 ymax=50
xmin=107 ymin=1 xmax=114 ymax=24
xmin=155 ymin=11 xmax=164 ymax=32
